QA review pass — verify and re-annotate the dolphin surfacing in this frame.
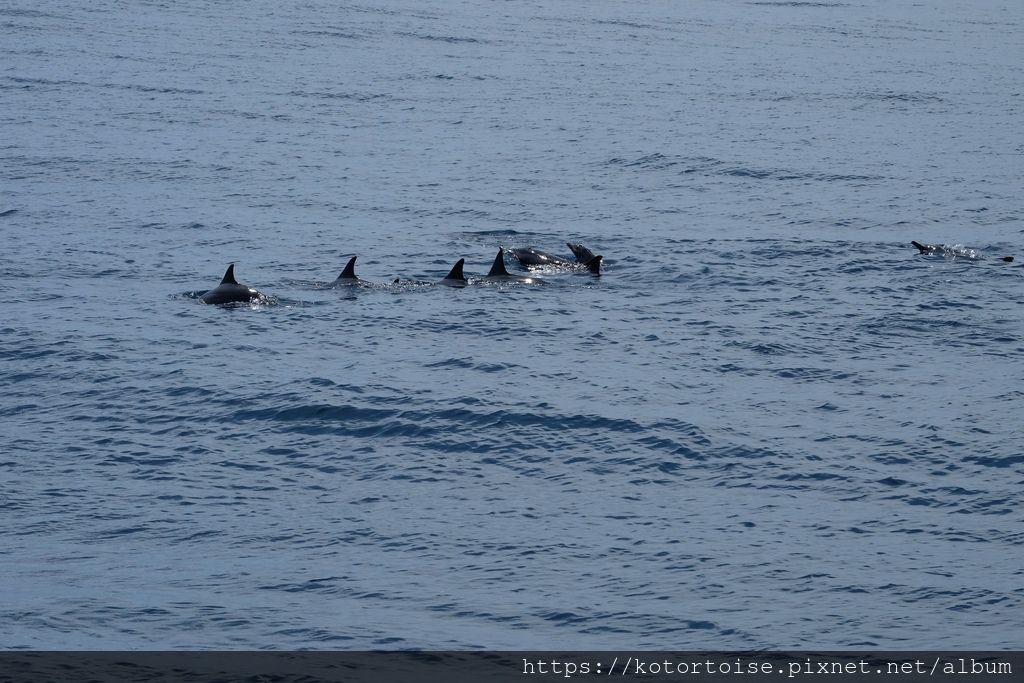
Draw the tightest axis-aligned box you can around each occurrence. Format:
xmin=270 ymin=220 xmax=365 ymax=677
xmin=567 ymin=242 xmax=604 ymax=274
xmin=200 ymin=264 xmax=265 ymax=305
xmin=331 ymin=256 xmax=370 ymax=286
xmin=511 ymin=247 xmax=574 ymax=268
xmin=441 ymin=258 xmax=468 ymax=287
xmin=912 ymin=241 xmax=1013 ymax=262
xmin=511 ymin=243 xmax=602 ymax=274
xmin=486 ymin=247 xmax=543 ymax=284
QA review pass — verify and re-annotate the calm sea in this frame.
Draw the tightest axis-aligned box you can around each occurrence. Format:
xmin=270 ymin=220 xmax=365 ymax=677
xmin=1 ymin=0 xmax=1021 ymax=649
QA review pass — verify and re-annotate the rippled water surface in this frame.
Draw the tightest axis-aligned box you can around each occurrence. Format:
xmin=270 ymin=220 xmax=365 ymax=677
xmin=2 ymin=0 xmax=1022 ymax=649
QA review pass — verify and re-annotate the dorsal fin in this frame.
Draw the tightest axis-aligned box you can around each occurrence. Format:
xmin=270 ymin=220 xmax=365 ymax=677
xmin=444 ymin=258 xmax=466 ymax=281
xmin=339 ymin=256 xmax=357 ymax=280
xmin=1001 ymin=256 xmax=1014 ymax=262
xmin=221 ymin=263 xmax=238 ymax=285
xmin=585 ymin=254 xmax=603 ymax=275
xmin=911 ymin=241 xmax=930 ymax=254
xmin=487 ymin=248 xmax=509 ymax=277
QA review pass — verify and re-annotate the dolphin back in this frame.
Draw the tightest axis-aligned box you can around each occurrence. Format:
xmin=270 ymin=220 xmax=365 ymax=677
xmin=201 ymin=263 xmax=261 ymax=304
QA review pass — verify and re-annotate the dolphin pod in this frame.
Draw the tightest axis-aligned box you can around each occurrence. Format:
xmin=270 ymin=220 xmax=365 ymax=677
xmin=196 ymin=241 xmax=1016 ymax=305
xmin=197 ymin=244 xmax=601 ymax=304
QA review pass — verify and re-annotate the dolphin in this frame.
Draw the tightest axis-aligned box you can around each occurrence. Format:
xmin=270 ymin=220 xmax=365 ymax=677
xmin=331 ymin=256 xmax=369 ymax=286
xmin=511 ymin=243 xmax=603 ymax=274
xmin=565 ymin=242 xmax=604 ymax=274
xmin=199 ymin=264 xmax=265 ymax=305
xmin=440 ymin=258 xmax=468 ymax=287
xmin=567 ymin=242 xmax=598 ymax=262
xmin=511 ymin=247 xmax=575 ymax=268
xmin=486 ymin=247 xmax=544 ymax=284
xmin=912 ymin=241 xmax=1013 ymax=262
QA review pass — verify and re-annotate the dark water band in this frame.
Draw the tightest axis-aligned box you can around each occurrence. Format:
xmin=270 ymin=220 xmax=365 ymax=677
xmin=0 ymin=651 xmax=1019 ymax=683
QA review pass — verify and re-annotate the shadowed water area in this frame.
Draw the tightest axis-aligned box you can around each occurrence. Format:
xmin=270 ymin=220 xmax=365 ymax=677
xmin=1 ymin=0 xmax=1022 ymax=649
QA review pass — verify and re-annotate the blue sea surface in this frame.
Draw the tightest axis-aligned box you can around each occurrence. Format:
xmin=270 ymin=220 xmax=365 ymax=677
xmin=1 ymin=0 xmax=1022 ymax=649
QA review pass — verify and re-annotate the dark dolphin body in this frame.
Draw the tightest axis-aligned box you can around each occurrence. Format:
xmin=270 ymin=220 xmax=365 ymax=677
xmin=912 ymin=241 xmax=1013 ymax=262
xmin=486 ymin=247 xmax=544 ymax=284
xmin=331 ymin=256 xmax=370 ymax=286
xmin=911 ymin=240 xmax=942 ymax=255
xmin=511 ymin=242 xmax=603 ymax=274
xmin=511 ymin=247 xmax=575 ymax=268
xmin=440 ymin=258 xmax=468 ymax=287
xmin=567 ymin=242 xmax=598 ymax=263
xmin=200 ymin=264 xmax=265 ymax=305
xmin=564 ymin=242 xmax=603 ymax=274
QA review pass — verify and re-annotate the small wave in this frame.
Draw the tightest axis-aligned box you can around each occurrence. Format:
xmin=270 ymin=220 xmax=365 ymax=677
xmin=291 ymin=28 xmax=363 ymax=40
xmin=395 ymin=31 xmax=487 ymax=44
xmin=439 ymin=208 xmax=493 ymax=220
xmin=964 ymin=454 xmax=1024 ymax=469
xmin=606 ymin=152 xmax=883 ymax=183
xmin=6 ymin=76 xmax=204 ymax=95
xmin=288 ymin=90 xmax=391 ymax=102
xmin=749 ymin=2 xmax=848 ymax=6
xmin=593 ymin=19 xmax=659 ymax=30
xmin=857 ymin=90 xmax=945 ymax=104
xmin=424 ymin=357 xmax=475 ymax=369
xmin=0 ymin=8 xmax=66 ymax=18
xmin=452 ymin=228 xmax=523 ymax=238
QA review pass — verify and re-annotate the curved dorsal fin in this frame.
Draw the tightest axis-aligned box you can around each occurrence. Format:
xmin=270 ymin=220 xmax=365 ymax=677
xmin=221 ymin=263 xmax=238 ymax=285
xmin=487 ymin=248 xmax=509 ymax=277
xmin=911 ymin=241 xmax=930 ymax=254
xmin=339 ymin=256 xmax=357 ymax=280
xmin=444 ymin=258 xmax=466 ymax=281
xmin=585 ymin=254 xmax=603 ymax=275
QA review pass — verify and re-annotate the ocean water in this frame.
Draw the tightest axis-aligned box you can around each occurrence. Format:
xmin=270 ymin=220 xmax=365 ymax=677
xmin=1 ymin=0 xmax=1022 ymax=650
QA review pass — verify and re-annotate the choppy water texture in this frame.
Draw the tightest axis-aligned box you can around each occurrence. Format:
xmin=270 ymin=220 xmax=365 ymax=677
xmin=2 ymin=0 xmax=1022 ymax=650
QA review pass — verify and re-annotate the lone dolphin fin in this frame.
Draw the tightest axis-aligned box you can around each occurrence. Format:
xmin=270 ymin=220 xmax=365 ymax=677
xmin=339 ymin=256 xmax=357 ymax=280
xmin=585 ymin=255 xmax=602 ymax=275
xmin=487 ymin=248 xmax=510 ymax=277
xmin=444 ymin=258 xmax=466 ymax=281
xmin=221 ymin=263 xmax=239 ymax=285
xmin=911 ymin=241 xmax=931 ymax=254
xmin=201 ymin=263 xmax=263 ymax=304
